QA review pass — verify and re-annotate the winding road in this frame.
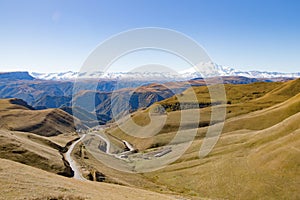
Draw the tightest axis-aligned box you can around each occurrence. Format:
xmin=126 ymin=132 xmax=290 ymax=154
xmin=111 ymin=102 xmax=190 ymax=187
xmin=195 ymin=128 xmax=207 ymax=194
xmin=93 ymin=133 xmax=111 ymax=154
xmin=65 ymin=132 xmax=134 ymax=180
xmin=65 ymin=136 xmax=86 ymax=181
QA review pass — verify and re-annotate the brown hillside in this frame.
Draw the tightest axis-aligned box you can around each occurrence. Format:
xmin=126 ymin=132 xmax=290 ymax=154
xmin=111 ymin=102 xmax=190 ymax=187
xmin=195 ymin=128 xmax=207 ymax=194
xmin=97 ymin=79 xmax=300 ymax=199
xmin=0 ymin=98 xmax=79 ymax=136
xmin=0 ymin=130 xmax=71 ymax=176
xmin=0 ymin=158 xmax=176 ymax=200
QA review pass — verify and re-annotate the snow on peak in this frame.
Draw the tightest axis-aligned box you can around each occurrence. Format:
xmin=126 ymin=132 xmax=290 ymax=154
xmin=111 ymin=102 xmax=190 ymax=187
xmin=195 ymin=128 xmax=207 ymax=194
xmin=30 ymin=63 xmax=300 ymax=81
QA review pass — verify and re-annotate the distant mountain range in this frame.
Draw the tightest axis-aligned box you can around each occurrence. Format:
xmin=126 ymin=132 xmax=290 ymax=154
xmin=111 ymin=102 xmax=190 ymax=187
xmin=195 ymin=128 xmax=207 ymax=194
xmin=30 ymin=63 xmax=300 ymax=80
xmin=0 ymin=65 xmax=299 ymax=126
xmin=0 ymin=72 xmax=277 ymax=126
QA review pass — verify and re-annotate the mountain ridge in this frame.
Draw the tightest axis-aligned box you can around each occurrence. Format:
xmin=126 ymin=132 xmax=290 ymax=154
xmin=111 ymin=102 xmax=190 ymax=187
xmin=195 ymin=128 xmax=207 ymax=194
xmin=0 ymin=71 xmax=35 ymax=80
xmin=28 ymin=63 xmax=300 ymax=80
xmin=0 ymin=98 xmax=82 ymax=136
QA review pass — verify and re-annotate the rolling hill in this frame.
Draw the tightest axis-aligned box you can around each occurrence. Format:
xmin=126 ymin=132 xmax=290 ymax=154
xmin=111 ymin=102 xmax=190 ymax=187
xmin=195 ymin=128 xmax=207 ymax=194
xmin=90 ymin=79 xmax=300 ymax=199
xmin=0 ymin=98 xmax=83 ymax=177
xmin=0 ymin=98 xmax=80 ymax=136
xmin=0 ymin=158 xmax=176 ymax=200
xmin=0 ymin=129 xmax=72 ymax=176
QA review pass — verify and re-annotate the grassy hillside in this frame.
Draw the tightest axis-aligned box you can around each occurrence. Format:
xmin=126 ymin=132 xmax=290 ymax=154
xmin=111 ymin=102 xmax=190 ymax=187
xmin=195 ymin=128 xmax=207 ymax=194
xmin=105 ymin=80 xmax=299 ymax=149
xmin=89 ymin=79 xmax=300 ymax=199
xmin=0 ymin=158 xmax=177 ymax=200
xmin=0 ymin=98 xmax=79 ymax=136
xmin=0 ymin=98 xmax=82 ymax=176
xmin=145 ymin=97 xmax=300 ymax=199
xmin=0 ymin=130 xmax=72 ymax=176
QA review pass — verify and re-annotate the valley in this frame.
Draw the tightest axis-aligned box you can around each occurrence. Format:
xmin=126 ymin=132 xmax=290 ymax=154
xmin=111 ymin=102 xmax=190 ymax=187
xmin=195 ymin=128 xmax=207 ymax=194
xmin=0 ymin=75 xmax=299 ymax=199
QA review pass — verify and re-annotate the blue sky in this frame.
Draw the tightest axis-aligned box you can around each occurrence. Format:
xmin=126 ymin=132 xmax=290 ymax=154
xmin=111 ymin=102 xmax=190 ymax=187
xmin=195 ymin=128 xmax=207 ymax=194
xmin=0 ymin=0 xmax=299 ymax=73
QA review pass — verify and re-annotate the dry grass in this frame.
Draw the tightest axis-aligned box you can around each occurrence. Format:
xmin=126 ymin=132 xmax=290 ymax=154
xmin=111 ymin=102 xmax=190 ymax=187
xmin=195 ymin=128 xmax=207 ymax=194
xmin=106 ymin=79 xmax=300 ymax=149
xmin=0 ymin=98 xmax=78 ymax=136
xmin=0 ymin=130 xmax=69 ymax=175
xmin=0 ymin=158 xmax=176 ymax=200
xmin=145 ymin=111 xmax=300 ymax=199
xmin=97 ymin=79 xmax=300 ymax=199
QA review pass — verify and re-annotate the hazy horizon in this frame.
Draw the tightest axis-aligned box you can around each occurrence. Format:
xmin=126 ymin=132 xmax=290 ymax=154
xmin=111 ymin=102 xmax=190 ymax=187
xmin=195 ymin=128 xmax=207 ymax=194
xmin=0 ymin=63 xmax=299 ymax=74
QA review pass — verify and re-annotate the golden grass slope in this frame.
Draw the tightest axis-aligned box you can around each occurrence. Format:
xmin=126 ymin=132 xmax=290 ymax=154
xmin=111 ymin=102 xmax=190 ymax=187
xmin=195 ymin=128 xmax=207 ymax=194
xmin=144 ymin=82 xmax=300 ymax=199
xmin=0 ymin=98 xmax=78 ymax=136
xmin=106 ymin=79 xmax=300 ymax=150
xmin=0 ymin=158 xmax=176 ymax=200
xmin=148 ymin=107 xmax=300 ymax=199
xmin=223 ymin=92 xmax=300 ymax=132
xmin=0 ymin=130 xmax=70 ymax=175
xmin=99 ymin=79 xmax=300 ymax=199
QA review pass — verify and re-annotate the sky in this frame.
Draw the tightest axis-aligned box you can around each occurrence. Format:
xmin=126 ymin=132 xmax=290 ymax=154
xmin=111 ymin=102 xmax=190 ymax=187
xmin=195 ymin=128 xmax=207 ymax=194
xmin=0 ymin=0 xmax=299 ymax=73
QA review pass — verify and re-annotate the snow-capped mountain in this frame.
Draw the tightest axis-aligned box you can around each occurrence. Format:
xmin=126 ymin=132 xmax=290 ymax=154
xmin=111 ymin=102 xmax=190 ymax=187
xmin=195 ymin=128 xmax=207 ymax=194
xmin=30 ymin=71 xmax=191 ymax=81
xmin=179 ymin=62 xmax=300 ymax=79
xmin=30 ymin=71 xmax=79 ymax=80
xmin=30 ymin=63 xmax=300 ymax=81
